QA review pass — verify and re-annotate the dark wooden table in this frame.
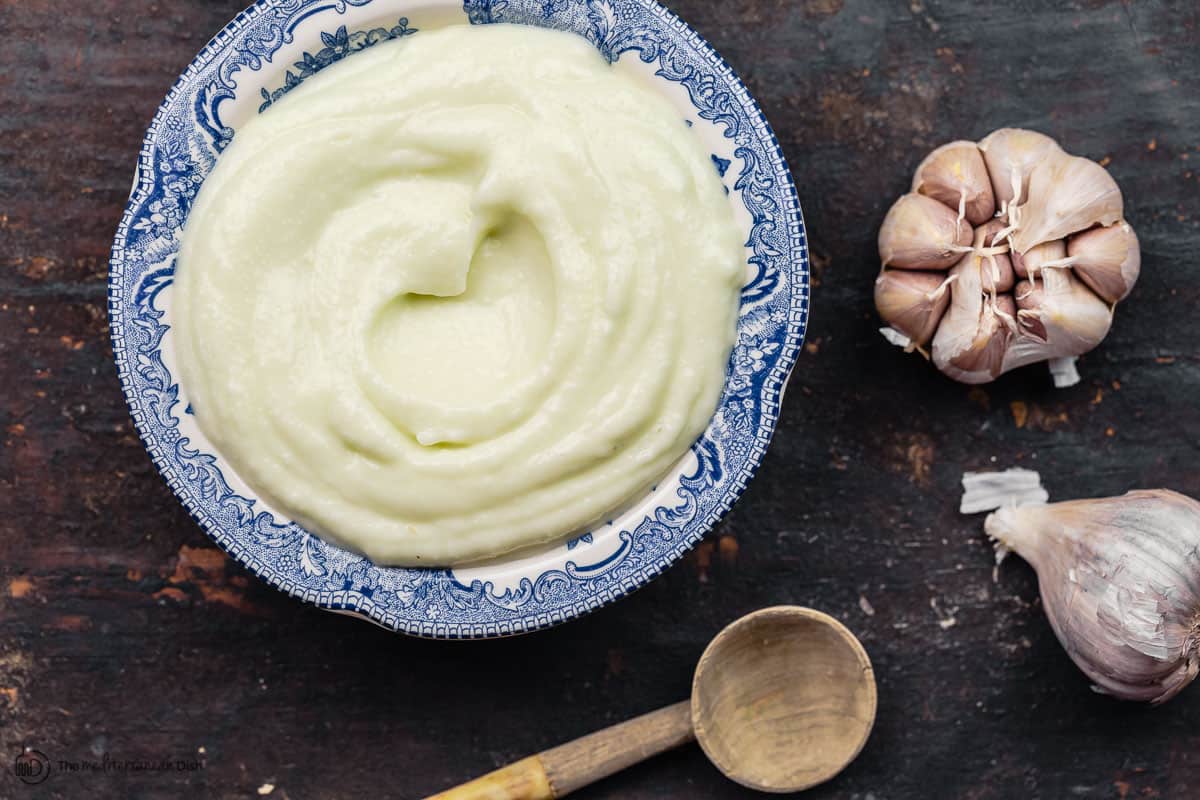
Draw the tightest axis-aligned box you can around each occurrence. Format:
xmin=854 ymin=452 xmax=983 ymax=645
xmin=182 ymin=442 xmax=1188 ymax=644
xmin=3 ymin=1 xmax=1198 ymax=798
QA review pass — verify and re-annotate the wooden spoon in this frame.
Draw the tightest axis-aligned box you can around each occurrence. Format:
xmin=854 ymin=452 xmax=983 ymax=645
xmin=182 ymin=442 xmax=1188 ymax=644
xmin=424 ymin=606 xmax=877 ymax=798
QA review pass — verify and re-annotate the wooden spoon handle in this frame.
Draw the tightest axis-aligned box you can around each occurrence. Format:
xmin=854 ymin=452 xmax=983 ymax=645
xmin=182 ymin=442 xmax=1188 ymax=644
xmin=422 ymin=756 xmax=555 ymax=800
xmin=423 ymin=700 xmax=694 ymax=799
xmin=540 ymin=700 xmax=694 ymax=795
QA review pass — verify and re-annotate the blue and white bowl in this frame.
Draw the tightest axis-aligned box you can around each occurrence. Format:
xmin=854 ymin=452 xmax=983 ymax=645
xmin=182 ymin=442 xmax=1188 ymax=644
xmin=109 ymin=0 xmax=810 ymax=638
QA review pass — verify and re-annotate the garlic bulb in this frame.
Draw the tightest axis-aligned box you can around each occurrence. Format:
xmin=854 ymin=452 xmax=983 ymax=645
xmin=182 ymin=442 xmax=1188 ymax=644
xmin=985 ymin=491 xmax=1200 ymax=704
xmin=875 ymin=128 xmax=1140 ymax=384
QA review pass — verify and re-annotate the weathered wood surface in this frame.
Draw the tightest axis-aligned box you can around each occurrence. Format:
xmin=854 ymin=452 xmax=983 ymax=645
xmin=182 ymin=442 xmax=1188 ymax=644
xmin=1 ymin=1 xmax=1198 ymax=798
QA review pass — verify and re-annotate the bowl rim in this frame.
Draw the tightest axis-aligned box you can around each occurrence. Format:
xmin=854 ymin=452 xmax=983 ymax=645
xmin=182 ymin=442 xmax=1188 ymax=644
xmin=108 ymin=0 xmax=810 ymax=638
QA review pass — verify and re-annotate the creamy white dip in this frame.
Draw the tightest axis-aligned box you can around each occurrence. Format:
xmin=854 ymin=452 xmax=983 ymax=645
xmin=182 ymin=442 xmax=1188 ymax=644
xmin=174 ymin=23 xmax=744 ymax=565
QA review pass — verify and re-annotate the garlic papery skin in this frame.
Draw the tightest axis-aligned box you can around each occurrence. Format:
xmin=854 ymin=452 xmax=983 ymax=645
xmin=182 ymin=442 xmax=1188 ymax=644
xmin=911 ymin=140 xmax=996 ymax=225
xmin=960 ymin=468 xmax=1048 ymax=514
xmin=984 ymin=490 xmax=1200 ymax=704
xmin=874 ymin=270 xmax=953 ymax=347
xmin=1011 ymin=153 xmax=1123 ymax=254
xmin=1068 ymin=222 xmax=1141 ymax=304
xmin=879 ymin=193 xmax=973 ymax=270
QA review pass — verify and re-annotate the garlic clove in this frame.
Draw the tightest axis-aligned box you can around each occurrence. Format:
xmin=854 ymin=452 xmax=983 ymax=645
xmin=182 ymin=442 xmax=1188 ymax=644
xmin=1067 ymin=221 xmax=1141 ymax=304
xmin=975 ymin=218 xmax=1009 ymax=249
xmin=1005 ymin=267 xmax=1113 ymax=371
xmin=931 ymin=254 xmax=1015 ymax=384
xmin=1012 ymin=280 xmax=1049 ymax=342
xmin=1011 ymin=153 xmax=1124 ymax=254
xmin=978 ymin=128 xmax=1062 ymax=209
xmin=1010 ymin=239 xmax=1066 ymax=279
xmin=941 ymin=294 xmax=1015 ymax=384
xmin=874 ymin=269 xmax=954 ymax=347
xmin=980 ymin=254 xmax=1015 ymax=294
xmin=979 ymin=256 xmax=1017 ymax=293
xmin=970 ymin=220 xmax=1015 ymax=293
xmin=878 ymin=193 xmax=973 ymax=270
xmin=984 ymin=490 xmax=1200 ymax=704
xmin=911 ymin=140 xmax=997 ymax=226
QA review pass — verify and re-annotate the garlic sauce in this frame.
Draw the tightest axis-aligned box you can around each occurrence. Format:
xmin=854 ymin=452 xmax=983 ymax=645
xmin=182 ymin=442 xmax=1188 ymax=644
xmin=173 ymin=24 xmax=745 ymax=565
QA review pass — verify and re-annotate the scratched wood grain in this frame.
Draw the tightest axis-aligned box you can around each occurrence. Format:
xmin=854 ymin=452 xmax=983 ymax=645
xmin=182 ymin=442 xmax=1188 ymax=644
xmin=1 ymin=1 xmax=1198 ymax=798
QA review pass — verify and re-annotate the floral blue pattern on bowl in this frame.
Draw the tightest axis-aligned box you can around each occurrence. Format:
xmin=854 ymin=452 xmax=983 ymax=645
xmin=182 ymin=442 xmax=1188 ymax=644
xmin=109 ymin=0 xmax=810 ymax=638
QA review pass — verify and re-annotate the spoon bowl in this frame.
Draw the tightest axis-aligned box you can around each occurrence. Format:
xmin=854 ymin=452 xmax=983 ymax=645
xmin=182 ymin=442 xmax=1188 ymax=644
xmin=425 ymin=606 xmax=876 ymax=799
xmin=692 ymin=606 xmax=878 ymax=792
